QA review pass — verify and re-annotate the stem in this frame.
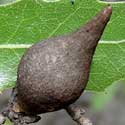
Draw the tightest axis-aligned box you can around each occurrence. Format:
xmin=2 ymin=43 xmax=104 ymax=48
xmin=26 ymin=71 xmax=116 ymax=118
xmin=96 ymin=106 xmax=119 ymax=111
xmin=66 ymin=104 xmax=93 ymax=125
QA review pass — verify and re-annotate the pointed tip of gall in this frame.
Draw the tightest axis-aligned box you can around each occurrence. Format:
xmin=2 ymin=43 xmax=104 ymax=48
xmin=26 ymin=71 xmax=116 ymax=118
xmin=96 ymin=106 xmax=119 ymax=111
xmin=101 ymin=6 xmax=112 ymax=21
xmin=103 ymin=5 xmax=112 ymax=15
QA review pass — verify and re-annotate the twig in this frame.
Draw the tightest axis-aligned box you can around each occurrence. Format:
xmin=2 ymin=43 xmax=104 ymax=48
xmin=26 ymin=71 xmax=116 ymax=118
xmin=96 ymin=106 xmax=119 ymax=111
xmin=0 ymin=88 xmax=41 ymax=125
xmin=66 ymin=104 xmax=93 ymax=125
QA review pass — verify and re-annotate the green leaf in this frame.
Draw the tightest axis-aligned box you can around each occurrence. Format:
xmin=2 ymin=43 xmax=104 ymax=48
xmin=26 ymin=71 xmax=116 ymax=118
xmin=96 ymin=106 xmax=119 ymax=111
xmin=0 ymin=0 xmax=125 ymax=92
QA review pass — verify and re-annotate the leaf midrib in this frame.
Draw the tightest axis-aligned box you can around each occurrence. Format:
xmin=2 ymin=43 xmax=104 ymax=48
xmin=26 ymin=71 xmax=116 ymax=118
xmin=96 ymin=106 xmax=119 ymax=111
xmin=0 ymin=40 xmax=124 ymax=49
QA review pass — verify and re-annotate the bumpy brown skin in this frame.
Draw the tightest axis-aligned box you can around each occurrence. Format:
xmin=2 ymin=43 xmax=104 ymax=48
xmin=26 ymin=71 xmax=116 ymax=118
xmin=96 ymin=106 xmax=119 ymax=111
xmin=17 ymin=36 xmax=92 ymax=114
xmin=16 ymin=6 xmax=112 ymax=115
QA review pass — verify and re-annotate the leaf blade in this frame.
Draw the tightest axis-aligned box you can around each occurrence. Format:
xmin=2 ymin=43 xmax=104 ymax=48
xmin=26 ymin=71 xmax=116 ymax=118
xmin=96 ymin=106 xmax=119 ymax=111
xmin=0 ymin=0 xmax=125 ymax=92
